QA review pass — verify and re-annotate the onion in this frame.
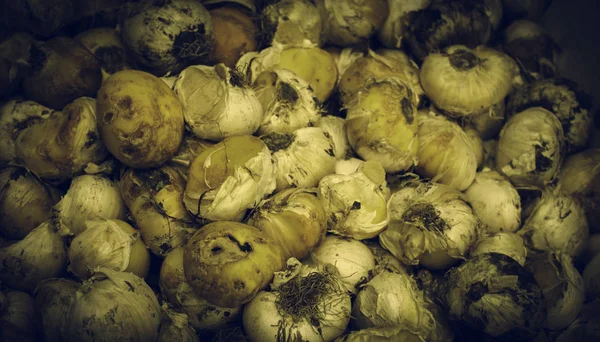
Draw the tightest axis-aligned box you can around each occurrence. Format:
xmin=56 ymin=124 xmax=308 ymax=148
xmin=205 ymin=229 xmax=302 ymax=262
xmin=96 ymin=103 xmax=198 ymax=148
xmin=33 ymin=278 xmax=79 ymax=342
xmin=336 ymin=325 xmax=431 ymax=341
xmin=380 ymin=181 xmax=480 ymax=269
xmin=441 ymin=253 xmax=545 ymax=340
xmin=157 ymin=305 xmax=199 ymax=342
xmin=364 ymin=240 xmax=409 ymax=276
xmin=0 ymin=290 xmax=38 ymax=341
xmin=309 ymin=235 xmax=375 ymax=294
xmin=0 ymin=167 xmax=61 ymax=240
xmin=469 ymin=100 xmax=506 ymax=140
xmin=173 ymin=63 xmax=262 ymax=141
xmin=465 ymin=170 xmax=521 ymax=233
xmin=464 ymin=125 xmax=484 ymax=168
xmin=376 ymin=0 xmax=431 ymax=48
xmin=209 ymin=5 xmax=258 ymax=67
xmin=555 ymin=299 xmax=600 ymax=341
xmin=120 ymin=0 xmax=215 ymax=76
xmin=74 ymin=27 xmax=131 ymax=81
xmin=0 ymin=220 xmax=67 ymax=293
xmin=583 ymin=253 xmax=600 ymax=301
xmin=316 ymin=115 xmax=351 ymax=160
xmin=496 ymin=107 xmax=565 ymax=188
xmin=55 ymin=174 xmax=126 ymax=236
xmin=62 ymin=268 xmax=161 ymax=342
xmin=260 ymin=0 xmax=324 ymax=47
xmin=318 ymin=160 xmax=391 ymax=240
xmin=471 ymin=232 xmax=528 ymax=266
xmin=518 ymin=190 xmax=589 ymax=258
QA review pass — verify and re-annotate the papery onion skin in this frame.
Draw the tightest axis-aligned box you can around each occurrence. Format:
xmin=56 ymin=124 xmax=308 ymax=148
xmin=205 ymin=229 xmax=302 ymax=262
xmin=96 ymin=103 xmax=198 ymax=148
xmin=183 ymin=221 xmax=286 ymax=308
xmin=0 ymin=290 xmax=38 ymax=341
xmin=209 ymin=6 xmax=258 ymax=68
xmin=74 ymin=27 xmax=131 ymax=82
xmin=377 ymin=0 xmax=432 ymax=49
xmin=62 ymin=268 xmax=161 ymax=342
xmin=157 ymin=305 xmax=199 ymax=342
xmin=260 ymin=0 xmax=324 ymax=47
xmin=554 ymin=299 xmax=600 ymax=341
xmin=496 ymin=107 xmax=565 ymax=188
xmin=33 ymin=278 xmax=79 ymax=342
xmin=470 ymin=232 xmax=528 ymax=266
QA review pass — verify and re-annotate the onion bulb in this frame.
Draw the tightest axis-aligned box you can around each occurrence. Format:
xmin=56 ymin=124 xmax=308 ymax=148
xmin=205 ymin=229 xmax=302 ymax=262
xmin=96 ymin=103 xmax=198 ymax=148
xmin=555 ymin=299 xmax=600 ymax=341
xmin=465 ymin=170 xmax=521 ymax=233
xmin=380 ymin=181 xmax=480 ymax=269
xmin=67 ymin=219 xmax=150 ymax=280
xmin=157 ymin=305 xmax=199 ymax=342
xmin=74 ymin=27 xmax=131 ymax=81
xmin=261 ymin=127 xmax=336 ymax=191
xmin=0 ymin=220 xmax=67 ymax=293
xmin=252 ymin=68 xmax=321 ymax=134
xmin=209 ymin=5 xmax=258 ymax=68
xmin=317 ymin=115 xmax=351 ymax=160
xmin=0 ymin=167 xmax=61 ymax=240
xmin=247 ymin=188 xmax=327 ymax=261
xmin=336 ymin=325 xmax=431 ymax=341
xmin=469 ymin=100 xmax=507 ymax=140
xmin=62 ymin=268 xmax=161 ymax=342
xmin=183 ymin=221 xmax=286 ymax=308
xmin=260 ymin=0 xmax=324 ymax=47
xmin=441 ymin=253 xmax=545 ymax=340
xmin=120 ymin=165 xmax=198 ymax=256
xmin=173 ymin=63 xmax=262 ymax=141
xmin=470 ymin=232 xmax=528 ymax=266
xmin=120 ymin=0 xmax=215 ymax=76
xmin=376 ymin=0 xmax=431 ymax=48
xmin=243 ymin=258 xmax=351 ymax=342
xmin=345 ymin=77 xmax=419 ymax=173
xmin=309 ymin=235 xmax=375 ymax=294
xmin=318 ymin=160 xmax=391 ymax=240
xmin=55 ymin=174 xmax=126 ymax=236
xmin=416 ymin=110 xmax=478 ymax=191
xmin=518 ymin=190 xmax=589 ymax=258
xmin=420 ymin=45 xmax=517 ymax=118
xmin=184 ymin=135 xmax=276 ymax=222
xmin=364 ymin=240 xmax=409 ymax=276
xmin=526 ymin=252 xmax=585 ymax=330
xmin=464 ymin=125 xmax=484 ymax=168
xmin=496 ymin=107 xmax=565 ymax=188
xmin=33 ymin=278 xmax=79 ymax=342
xmin=0 ymin=290 xmax=38 ymax=341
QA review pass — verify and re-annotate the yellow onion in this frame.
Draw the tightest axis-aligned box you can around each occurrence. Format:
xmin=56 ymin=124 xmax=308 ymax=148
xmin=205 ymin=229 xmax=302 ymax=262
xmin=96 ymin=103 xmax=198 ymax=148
xmin=159 ymin=248 xmax=241 ymax=330
xmin=67 ymin=219 xmax=150 ymax=280
xmin=464 ymin=125 xmax=484 ymax=169
xmin=555 ymin=299 xmax=600 ymax=341
xmin=74 ymin=27 xmax=131 ymax=81
xmin=14 ymin=97 xmax=108 ymax=180
xmin=309 ymin=235 xmax=375 ymax=294
xmin=0 ymin=220 xmax=67 ymax=293
xmin=336 ymin=325 xmax=430 ymax=342
xmin=55 ymin=174 xmax=126 ymax=236
xmin=345 ymin=77 xmax=419 ymax=173
xmin=364 ymin=240 xmax=409 ymax=276
xmin=183 ymin=221 xmax=286 ymax=308
xmin=243 ymin=258 xmax=352 ymax=342
xmin=470 ymin=232 xmax=528 ymax=266
xmin=0 ymin=290 xmax=38 ymax=341
xmin=376 ymin=0 xmax=432 ymax=48
xmin=416 ymin=110 xmax=478 ymax=191
xmin=0 ymin=167 xmax=62 ymax=240
xmin=173 ymin=63 xmax=262 ymax=141
xmin=33 ymin=278 xmax=79 ymax=342
xmin=380 ymin=181 xmax=480 ymax=269
xmin=62 ymin=268 xmax=161 ymax=342
xmin=469 ymin=100 xmax=506 ymax=140
xmin=208 ymin=5 xmax=258 ymax=68
xmin=157 ymin=305 xmax=199 ymax=342
xmin=260 ymin=0 xmax=324 ymax=47
xmin=247 ymin=188 xmax=327 ymax=261
xmin=325 ymin=46 xmax=365 ymax=86
xmin=317 ymin=115 xmax=351 ymax=159
xmin=420 ymin=45 xmax=517 ymax=117
xmin=184 ymin=135 xmax=276 ymax=222
xmin=120 ymin=166 xmax=198 ymax=256
xmin=318 ymin=160 xmax=391 ymax=240
xmin=261 ymin=127 xmax=337 ymax=191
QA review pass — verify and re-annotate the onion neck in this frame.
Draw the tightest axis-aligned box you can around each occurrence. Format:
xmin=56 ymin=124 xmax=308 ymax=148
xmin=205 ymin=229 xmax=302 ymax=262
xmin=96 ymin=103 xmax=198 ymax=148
xmin=448 ymin=50 xmax=482 ymax=71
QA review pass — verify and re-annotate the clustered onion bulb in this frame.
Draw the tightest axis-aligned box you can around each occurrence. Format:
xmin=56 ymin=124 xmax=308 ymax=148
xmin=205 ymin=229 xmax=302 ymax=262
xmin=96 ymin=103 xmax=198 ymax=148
xmin=496 ymin=107 xmax=565 ymax=188
xmin=318 ymin=160 xmax=391 ymax=240
xmin=74 ymin=27 xmax=131 ymax=82
xmin=157 ymin=305 xmax=199 ymax=342
xmin=14 ymin=97 xmax=108 ymax=180
xmin=120 ymin=0 xmax=215 ymax=76
xmin=441 ymin=253 xmax=546 ymax=340
xmin=243 ymin=258 xmax=352 ymax=342
xmin=556 ymin=148 xmax=600 ymax=230
xmin=261 ymin=127 xmax=337 ymax=191
xmin=0 ymin=167 xmax=61 ymax=240
xmin=416 ymin=110 xmax=478 ymax=191
xmin=352 ymin=270 xmax=452 ymax=342
xmin=55 ymin=174 xmax=126 ymax=236
xmin=260 ymin=0 xmax=324 ymax=47
xmin=62 ymin=268 xmax=161 ymax=342
xmin=465 ymin=169 xmax=521 ymax=233
xmin=518 ymin=189 xmax=589 ymax=258
xmin=120 ymin=165 xmax=198 ymax=256
xmin=0 ymin=220 xmax=67 ymax=293
xmin=404 ymin=0 xmax=493 ymax=61
xmin=96 ymin=69 xmax=185 ymax=168
xmin=184 ymin=135 xmax=275 ymax=222
xmin=470 ymin=232 xmax=528 ymax=266
xmin=376 ymin=0 xmax=431 ymax=48
xmin=317 ymin=115 xmax=351 ymax=159
xmin=309 ymin=235 xmax=375 ymax=294
xmin=67 ymin=218 xmax=151 ymax=280
xmin=247 ymin=188 xmax=327 ymax=261
xmin=173 ymin=63 xmax=262 ymax=141
xmin=526 ymin=252 xmax=585 ymax=330
xmin=345 ymin=77 xmax=419 ymax=173
xmin=252 ymin=68 xmax=321 ymax=134
xmin=159 ymin=248 xmax=241 ymax=330
xmin=380 ymin=181 xmax=480 ymax=269
xmin=420 ymin=45 xmax=517 ymax=118
xmin=183 ymin=221 xmax=286 ymax=308
xmin=315 ymin=0 xmax=388 ymax=47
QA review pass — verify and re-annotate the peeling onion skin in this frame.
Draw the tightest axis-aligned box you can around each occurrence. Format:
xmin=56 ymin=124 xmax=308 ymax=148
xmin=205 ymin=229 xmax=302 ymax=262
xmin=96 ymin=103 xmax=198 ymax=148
xmin=120 ymin=0 xmax=215 ymax=76
xmin=183 ymin=221 xmax=286 ymax=308
xmin=96 ymin=69 xmax=185 ymax=169
xmin=470 ymin=232 xmax=528 ymax=266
